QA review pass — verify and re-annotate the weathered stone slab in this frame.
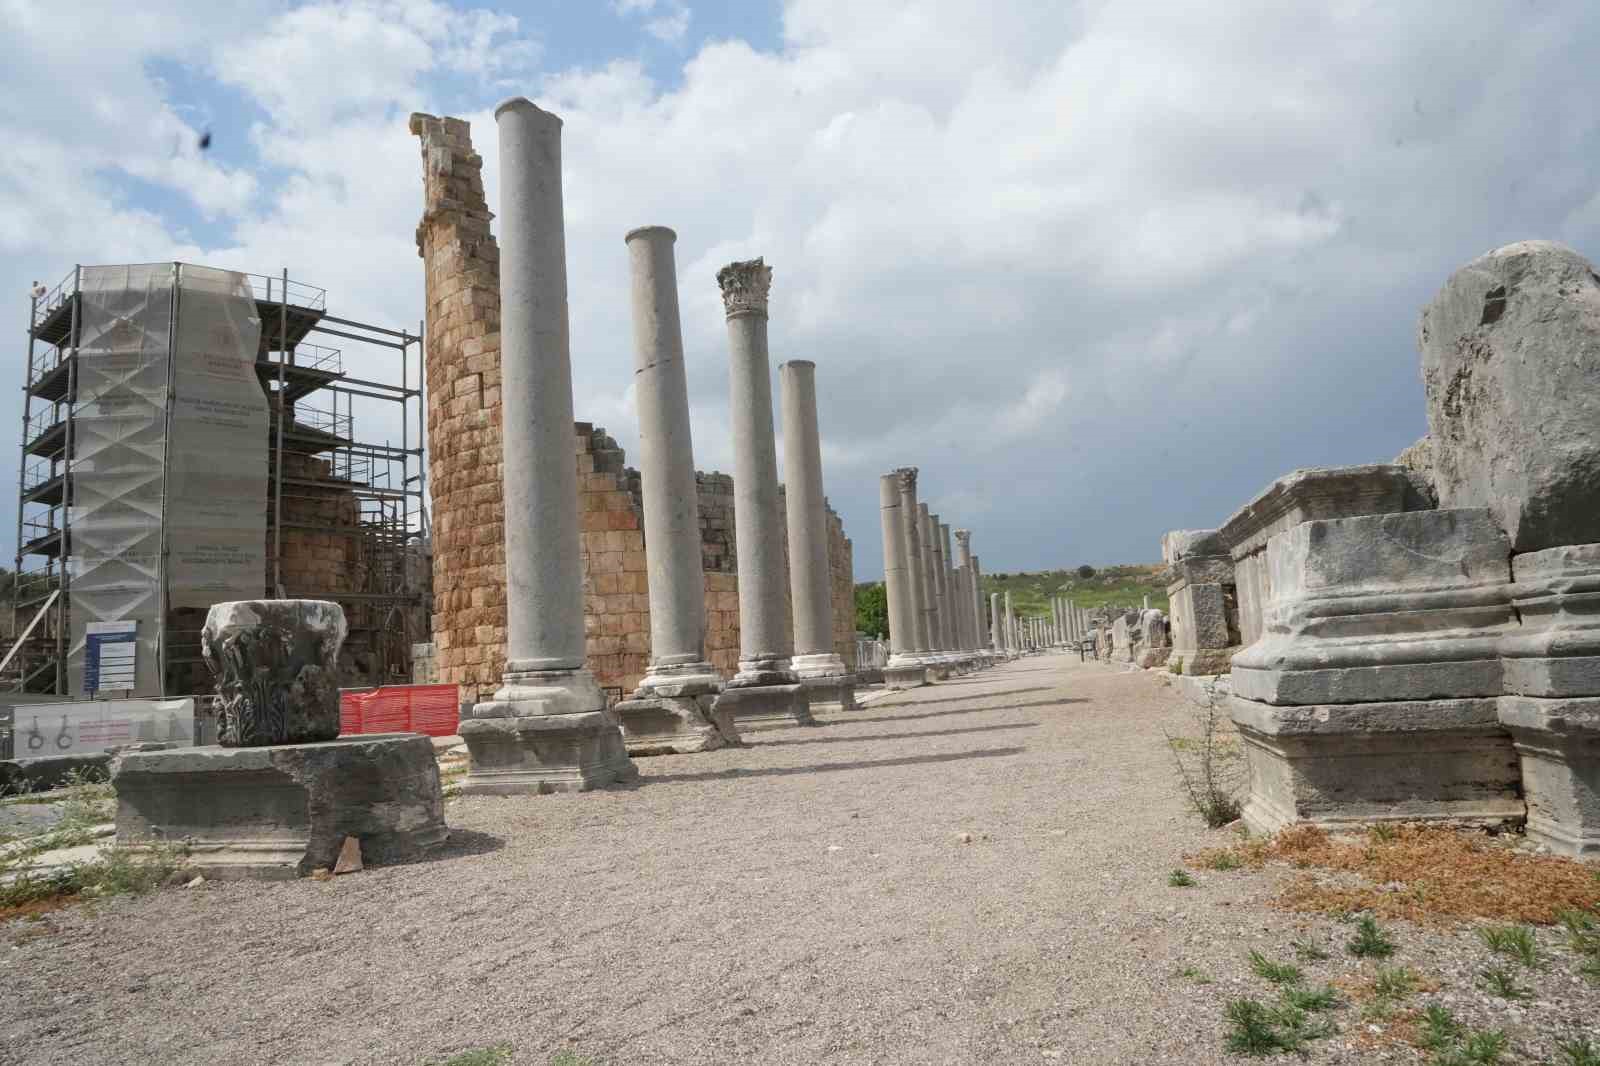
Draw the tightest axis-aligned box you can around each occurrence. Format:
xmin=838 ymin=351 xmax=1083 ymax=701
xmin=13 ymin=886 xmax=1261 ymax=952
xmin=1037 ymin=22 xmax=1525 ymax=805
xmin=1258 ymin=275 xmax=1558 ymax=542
xmin=712 ymin=683 xmax=813 ymax=729
xmin=1499 ymin=694 xmax=1600 ymax=857
xmin=112 ymin=733 xmax=446 ymax=880
xmin=882 ymin=662 xmax=927 ymax=689
xmin=1216 ymin=465 xmax=1431 ymax=648
xmin=1231 ymin=695 xmax=1522 ymax=834
xmin=615 ymin=673 xmax=739 ymax=756
xmin=1231 ymin=510 xmax=1513 ymax=705
xmin=1502 ymin=543 xmax=1600 ymax=698
xmin=1420 ymin=240 xmax=1600 ymax=552
xmin=202 ymin=600 xmax=347 ymax=747
xmin=799 ymin=675 xmax=858 ymax=711
xmin=458 ymin=708 xmax=639 ymax=794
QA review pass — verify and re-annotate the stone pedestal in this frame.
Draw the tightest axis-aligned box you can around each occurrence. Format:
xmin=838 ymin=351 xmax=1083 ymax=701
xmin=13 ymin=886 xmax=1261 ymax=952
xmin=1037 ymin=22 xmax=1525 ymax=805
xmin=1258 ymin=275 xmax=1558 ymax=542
xmin=112 ymin=734 xmax=447 ymax=880
xmin=1230 ymin=509 xmax=1523 ymax=834
xmin=461 ymin=98 xmax=638 ymax=791
xmin=1162 ymin=529 xmax=1240 ymax=676
xmin=714 ymin=684 xmax=810 ymax=729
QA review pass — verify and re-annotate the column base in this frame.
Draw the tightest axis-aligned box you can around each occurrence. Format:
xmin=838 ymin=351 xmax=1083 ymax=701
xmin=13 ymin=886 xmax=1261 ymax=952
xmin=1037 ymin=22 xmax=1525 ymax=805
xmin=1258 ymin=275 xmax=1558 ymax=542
xmin=882 ymin=662 xmax=928 ymax=688
xmin=111 ymin=734 xmax=447 ymax=880
xmin=799 ymin=674 xmax=857 ymax=711
xmin=713 ymin=682 xmax=814 ymax=729
xmin=1169 ymin=648 xmax=1238 ymax=676
xmin=1230 ymin=695 xmax=1523 ymax=835
xmin=1500 ymin=695 xmax=1600 ymax=858
xmin=617 ymin=670 xmax=740 ymax=756
xmin=459 ymin=667 xmax=638 ymax=794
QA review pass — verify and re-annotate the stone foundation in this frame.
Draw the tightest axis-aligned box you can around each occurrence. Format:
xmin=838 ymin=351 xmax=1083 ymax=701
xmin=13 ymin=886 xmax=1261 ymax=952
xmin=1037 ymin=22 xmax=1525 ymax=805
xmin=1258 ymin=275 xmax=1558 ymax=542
xmin=714 ymin=683 xmax=813 ymax=729
xmin=111 ymin=734 xmax=447 ymax=880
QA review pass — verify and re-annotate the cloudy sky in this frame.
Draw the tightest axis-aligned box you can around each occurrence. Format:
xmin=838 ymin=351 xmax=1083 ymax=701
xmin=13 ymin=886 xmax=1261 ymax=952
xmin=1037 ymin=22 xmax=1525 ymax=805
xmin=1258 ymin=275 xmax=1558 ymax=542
xmin=4 ymin=0 xmax=1599 ymax=582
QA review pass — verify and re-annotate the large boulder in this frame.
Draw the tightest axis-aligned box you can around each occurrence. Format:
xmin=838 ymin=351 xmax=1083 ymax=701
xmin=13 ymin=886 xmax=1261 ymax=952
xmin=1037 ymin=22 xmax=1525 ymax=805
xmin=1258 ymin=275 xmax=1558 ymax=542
xmin=1419 ymin=241 xmax=1600 ymax=551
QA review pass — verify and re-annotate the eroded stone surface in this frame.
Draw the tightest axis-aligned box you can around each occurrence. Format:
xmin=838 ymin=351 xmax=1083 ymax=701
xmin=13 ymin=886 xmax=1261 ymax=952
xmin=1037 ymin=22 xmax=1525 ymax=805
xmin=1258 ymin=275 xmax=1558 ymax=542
xmin=1420 ymin=240 xmax=1600 ymax=552
xmin=203 ymin=600 xmax=347 ymax=747
xmin=112 ymin=733 xmax=446 ymax=879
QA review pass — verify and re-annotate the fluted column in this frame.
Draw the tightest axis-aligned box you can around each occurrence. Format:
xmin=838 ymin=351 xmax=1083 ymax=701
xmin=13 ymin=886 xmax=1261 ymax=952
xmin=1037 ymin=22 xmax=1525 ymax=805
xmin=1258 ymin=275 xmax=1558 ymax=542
xmin=954 ymin=529 xmax=976 ymax=655
xmin=612 ymin=225 xmax=734 ymax=754
xmin=970 ymin=551 xmax=988 ymax=661
xmin=921 ymin=506 xmax=946 ymax=657
xmin=879 ymin=473 xmax=926 ymax=686
xmin=714 ymin=258 xmax=811 ymax=726
xmin=460 ymin=98 xmax=637 ymax=793
xmin=937 ymin=521 xmax=960 ymax=659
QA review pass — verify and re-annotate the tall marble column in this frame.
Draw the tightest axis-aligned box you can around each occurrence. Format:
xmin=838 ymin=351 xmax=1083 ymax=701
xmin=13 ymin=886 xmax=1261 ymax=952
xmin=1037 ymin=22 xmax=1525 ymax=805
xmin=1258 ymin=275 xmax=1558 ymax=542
xmin=938 ymin=521 xmax=963 ymax=664
xmin=611 ymin=226 xmax=737 ymax=755
xmin=780 ymin=359 xmax=855 ymax=709
xmin=460 ymin=99 xmax=637 ymax=793
xmin=713 ymin=258 xmax=812 ymax=726
xmin=921 ymin=506 xmax=949 ymax=661
xmin=954 ymin=530 xmax=978 ymax=660
xmin=990 ymin=591 xmax=1003 ymax=654
xmin=1004 ymin=591 xmax=1015 ymax=655
xmin=970 ymin=551 xmax=988 ymax=663
xmin=879 ymin=473 xmax=927 ymax=687
xmin=895 ymin=468 xmax=934 ymax=668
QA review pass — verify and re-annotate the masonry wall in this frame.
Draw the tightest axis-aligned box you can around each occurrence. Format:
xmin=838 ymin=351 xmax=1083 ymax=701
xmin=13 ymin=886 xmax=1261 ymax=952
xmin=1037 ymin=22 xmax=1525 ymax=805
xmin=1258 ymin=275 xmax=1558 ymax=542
xmin=413 ymin=112 xmax=857 ymax=705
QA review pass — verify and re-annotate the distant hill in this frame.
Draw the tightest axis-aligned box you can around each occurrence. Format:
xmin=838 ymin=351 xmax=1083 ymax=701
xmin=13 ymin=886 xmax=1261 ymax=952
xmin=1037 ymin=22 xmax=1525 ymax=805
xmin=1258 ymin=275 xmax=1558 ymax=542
xmin=979 ymin=564 xmax=1169 ymax=618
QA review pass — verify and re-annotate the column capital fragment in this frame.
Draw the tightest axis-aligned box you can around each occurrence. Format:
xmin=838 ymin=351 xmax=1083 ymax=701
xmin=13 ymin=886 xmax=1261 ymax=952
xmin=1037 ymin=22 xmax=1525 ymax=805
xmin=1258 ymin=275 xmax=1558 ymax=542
xmin=716 ymin=257 xmax=772 ymax=318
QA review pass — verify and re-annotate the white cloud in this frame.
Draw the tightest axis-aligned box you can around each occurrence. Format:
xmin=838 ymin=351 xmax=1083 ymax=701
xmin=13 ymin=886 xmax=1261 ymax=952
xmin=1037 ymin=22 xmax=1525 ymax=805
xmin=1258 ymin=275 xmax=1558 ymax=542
xmin=5 ymin=0 xmax=1600 ymax=580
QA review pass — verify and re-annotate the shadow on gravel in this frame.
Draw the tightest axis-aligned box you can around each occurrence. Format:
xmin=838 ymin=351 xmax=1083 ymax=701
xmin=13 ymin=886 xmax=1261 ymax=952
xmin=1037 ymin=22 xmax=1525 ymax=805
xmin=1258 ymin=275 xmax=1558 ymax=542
xmin=871 ymin=685 xmax=1051 ymax=709
xmin=390 ymin=828 xmax=506 ymax=868
xmin=847 ymin=698 xmax=1084 ymax=726
xmin=639 ymin=746 xmax=1026 ymax=785
xmin=747 ymin=722 xmax=1041 ymax=747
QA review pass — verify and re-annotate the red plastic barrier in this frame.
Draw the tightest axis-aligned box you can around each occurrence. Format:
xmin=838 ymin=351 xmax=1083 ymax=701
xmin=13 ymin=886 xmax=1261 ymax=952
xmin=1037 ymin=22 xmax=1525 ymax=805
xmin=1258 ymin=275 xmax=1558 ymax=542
xmin=339 ymin=684 xmax=461 ymax=738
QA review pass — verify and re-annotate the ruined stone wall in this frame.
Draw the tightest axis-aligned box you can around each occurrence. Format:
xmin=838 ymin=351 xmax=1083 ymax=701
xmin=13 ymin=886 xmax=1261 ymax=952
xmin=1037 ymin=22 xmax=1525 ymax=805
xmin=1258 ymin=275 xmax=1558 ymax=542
xmin=276 ymin=452 xmax=363 ymax=597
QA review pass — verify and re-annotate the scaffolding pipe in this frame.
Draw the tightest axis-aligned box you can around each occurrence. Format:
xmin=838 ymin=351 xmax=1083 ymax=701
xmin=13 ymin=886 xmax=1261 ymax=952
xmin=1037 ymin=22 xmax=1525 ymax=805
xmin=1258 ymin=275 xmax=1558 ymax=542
xmin=13 ymin=289 xmax=38 ymax=648
xmin=54 ymin=266 xmax=81 ymax=696
xmin=273 ymin=268 xmax=288 ymax=599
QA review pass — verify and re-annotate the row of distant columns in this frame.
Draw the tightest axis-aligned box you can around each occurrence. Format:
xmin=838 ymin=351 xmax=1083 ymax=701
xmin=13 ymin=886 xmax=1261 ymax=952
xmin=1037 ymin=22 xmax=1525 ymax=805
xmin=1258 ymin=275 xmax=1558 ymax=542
xmin=876 ymin=468 xmax=995 ymax=686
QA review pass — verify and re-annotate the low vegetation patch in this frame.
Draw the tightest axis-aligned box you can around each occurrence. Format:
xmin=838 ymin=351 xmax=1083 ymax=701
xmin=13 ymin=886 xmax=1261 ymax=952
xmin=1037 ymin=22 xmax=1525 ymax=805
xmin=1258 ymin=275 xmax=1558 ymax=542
xmin=1163 ymin=700 xmax=1245 ymax=828
xmin=1186 ymin=824 xmax=1600 ymax=925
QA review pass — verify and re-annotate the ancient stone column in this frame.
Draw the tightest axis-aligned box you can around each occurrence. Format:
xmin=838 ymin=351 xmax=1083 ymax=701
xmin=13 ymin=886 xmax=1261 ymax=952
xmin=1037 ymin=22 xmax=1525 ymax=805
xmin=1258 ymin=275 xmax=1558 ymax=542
xmin=954 ymin=530 xmax=977 ymax=656
xmin=895 ymin=468 xmax=933 ymax=663
xmin=1004 ymin=591 xmax=1015 ymax=655
xmin=459 ymin=98 xmax=637 ymax=793
xmin=990 ymin=592 xmax=1003 ymax=654
xmin=922 ymin=506 xmax=949 ymax=659
xmin=713 ymin=258 xmax=811 ymax=726
xmin=938 ymin=521 xmax=963 ymax=661
xmin=781 ymin=359 xmax=856 ymax=709
xmin=611 ymin=226 xmax=737 ymax=755
xmin=970 ymin=551 xmax=988 ymax=662
xmin=879 ymin=473 xmax=927 ymax=687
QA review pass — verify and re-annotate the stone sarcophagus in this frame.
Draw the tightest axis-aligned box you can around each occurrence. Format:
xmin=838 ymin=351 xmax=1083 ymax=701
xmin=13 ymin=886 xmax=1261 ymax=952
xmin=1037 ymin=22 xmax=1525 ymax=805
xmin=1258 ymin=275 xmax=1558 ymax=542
xmin=203 ymin=599 xmax=347 ymax=747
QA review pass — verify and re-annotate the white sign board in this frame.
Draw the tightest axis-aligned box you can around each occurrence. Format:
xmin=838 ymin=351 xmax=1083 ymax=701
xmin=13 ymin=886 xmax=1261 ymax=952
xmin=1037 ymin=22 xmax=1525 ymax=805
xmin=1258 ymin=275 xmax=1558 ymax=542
xmin=10 ymin=698 xmax=195 ymax=757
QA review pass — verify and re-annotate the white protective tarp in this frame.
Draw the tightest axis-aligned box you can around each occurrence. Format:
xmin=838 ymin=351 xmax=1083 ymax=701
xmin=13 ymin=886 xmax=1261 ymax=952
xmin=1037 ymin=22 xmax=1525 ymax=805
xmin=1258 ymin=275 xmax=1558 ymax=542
xmin=67 ymin=264 xmax=174 ymax=697
xmin=10 ymin=698 xmax=195 ymax=756
xmin=165 ymin=264 xmax=268 ymax=607
xmin=67 ymin=263 xmax=268 ymax=697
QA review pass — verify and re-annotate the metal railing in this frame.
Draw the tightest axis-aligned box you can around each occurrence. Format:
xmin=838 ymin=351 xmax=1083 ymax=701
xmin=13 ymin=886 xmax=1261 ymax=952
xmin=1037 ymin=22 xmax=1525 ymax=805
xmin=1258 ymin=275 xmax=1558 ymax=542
xmin=28 ymin=266 xmax=78 ymax=332
xmin=242 ymin=270 xmax=326 ymax=312
xmin=261 ymin=341 xmax=342 ymax=375
xmin=855 ymin=639 xmax=889 ymax=670
xmin=295 ymin=402 xmax=352 ymax=440
xmin=21 ymin=457 xmax=61 ymax=495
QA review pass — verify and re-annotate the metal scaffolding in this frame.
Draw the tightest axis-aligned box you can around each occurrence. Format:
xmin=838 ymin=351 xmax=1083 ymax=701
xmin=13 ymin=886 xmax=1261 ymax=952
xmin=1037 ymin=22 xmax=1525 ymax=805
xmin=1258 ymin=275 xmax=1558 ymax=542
xmin=7 ymin=263 xmax=429 ymax=697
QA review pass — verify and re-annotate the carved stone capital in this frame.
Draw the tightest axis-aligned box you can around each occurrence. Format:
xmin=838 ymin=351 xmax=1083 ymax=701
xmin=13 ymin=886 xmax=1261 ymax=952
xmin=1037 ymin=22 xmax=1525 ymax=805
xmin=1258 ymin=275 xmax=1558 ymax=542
xmin=954 ymin=529 xmax=971 ymax=549
xmin=716 ymin=257 xmax=772 ymax=318
xmin=893 ymin=466 xmax=919 ymax=492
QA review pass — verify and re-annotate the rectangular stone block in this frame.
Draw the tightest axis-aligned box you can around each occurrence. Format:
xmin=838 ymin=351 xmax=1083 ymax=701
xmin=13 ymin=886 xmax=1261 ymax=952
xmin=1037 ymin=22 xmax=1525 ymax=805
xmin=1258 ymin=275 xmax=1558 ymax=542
xmin=1499 ymin=695 xmax=1600 ymax=857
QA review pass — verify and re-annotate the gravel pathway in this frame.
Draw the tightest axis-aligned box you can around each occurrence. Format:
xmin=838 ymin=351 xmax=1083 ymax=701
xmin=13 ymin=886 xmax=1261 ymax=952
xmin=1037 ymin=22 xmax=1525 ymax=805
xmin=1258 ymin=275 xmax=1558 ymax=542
xmin=2 ymin=657 xmax=1595 ymax=1065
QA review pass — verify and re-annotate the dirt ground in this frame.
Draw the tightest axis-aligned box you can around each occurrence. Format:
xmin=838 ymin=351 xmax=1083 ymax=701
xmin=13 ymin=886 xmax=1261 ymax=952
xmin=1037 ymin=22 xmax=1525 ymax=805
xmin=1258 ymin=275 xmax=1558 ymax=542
xmin=2 ymin=656 xmax=1596 ymax=1065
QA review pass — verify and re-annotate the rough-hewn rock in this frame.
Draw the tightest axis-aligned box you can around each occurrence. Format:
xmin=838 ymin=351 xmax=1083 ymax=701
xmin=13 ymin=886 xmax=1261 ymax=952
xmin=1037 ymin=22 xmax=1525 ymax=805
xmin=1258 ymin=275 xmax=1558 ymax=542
xmin=1420 ymin=240 xmax=1600 ymax=551
xmin=203 ymin=600 xmax=347 ymax=747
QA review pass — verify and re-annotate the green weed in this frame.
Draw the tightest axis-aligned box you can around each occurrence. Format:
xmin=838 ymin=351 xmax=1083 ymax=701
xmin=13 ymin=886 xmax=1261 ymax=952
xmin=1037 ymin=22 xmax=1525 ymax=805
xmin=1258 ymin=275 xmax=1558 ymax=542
xmin=1477 ymin=924 xmax=1539 ymax=968
xmin=1291 ymin=939 xmax=1330 ymax=961
xmin=1168 ymin=869 xmax=1196 ymax=888
xmin=1247 ymin=949 xmax=1303 ymax=986
xmin=1347 ymin=914 xmax=1397 ymax=958
xmin=1477 ymin=967 xmax=1530 ymax=1002
xmin=1557 ymin=1037 xmax=1600 ymax=1066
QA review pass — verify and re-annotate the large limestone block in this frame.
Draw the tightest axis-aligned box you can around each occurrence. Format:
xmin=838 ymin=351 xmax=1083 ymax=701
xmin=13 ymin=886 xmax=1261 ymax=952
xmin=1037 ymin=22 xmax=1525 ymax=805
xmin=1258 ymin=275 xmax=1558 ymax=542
xmin=1420 ymin=240 xmax=1600 ymax=551
xmin=1231 ymin=510 xmax=1513 ymax=705
xmin=1499 ymin=695 xmax=1600 ymax=857
xmin=202 ymin=600 xmax=347 ymax=747
xmin=1502 ymin=543 xmax=1600 ymax=697
xmin=1231 ymin=695 xmax=1522 ymax=833
xmin=112 ymin=734 xmax=446 ymax=880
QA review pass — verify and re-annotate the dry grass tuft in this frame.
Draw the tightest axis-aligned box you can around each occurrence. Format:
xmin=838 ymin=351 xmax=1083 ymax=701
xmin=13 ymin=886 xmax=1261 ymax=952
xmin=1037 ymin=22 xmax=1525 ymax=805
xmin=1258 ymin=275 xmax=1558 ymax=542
xmin=1191 ymin=824 xmax=1600 ymax=925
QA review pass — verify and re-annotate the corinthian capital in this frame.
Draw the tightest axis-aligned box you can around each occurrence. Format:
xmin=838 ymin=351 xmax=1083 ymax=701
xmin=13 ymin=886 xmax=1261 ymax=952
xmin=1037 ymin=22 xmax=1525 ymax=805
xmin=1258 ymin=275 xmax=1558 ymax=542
xmin=716 ymin=257 xmax=772 ymax=318
xmin=954 ymin=529 xmax=971 ymax=549
xmin=893 ymin=466 xmax=918 ymax=492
